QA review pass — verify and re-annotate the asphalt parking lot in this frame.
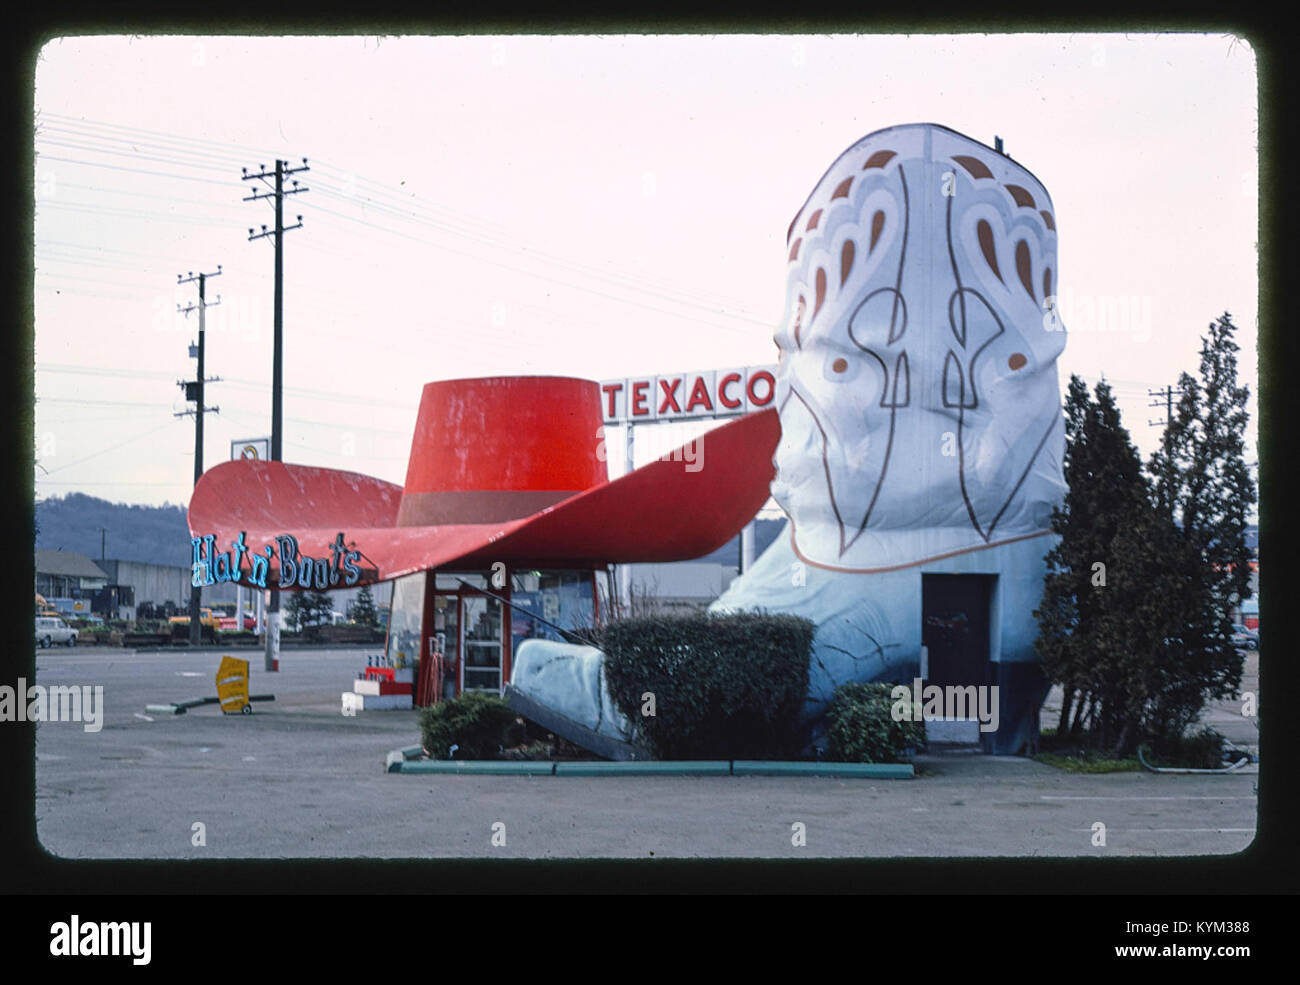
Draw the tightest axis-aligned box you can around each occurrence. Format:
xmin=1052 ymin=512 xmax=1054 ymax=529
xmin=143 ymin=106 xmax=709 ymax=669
xmin=31 ymin=646 xmax=1259 ymax=859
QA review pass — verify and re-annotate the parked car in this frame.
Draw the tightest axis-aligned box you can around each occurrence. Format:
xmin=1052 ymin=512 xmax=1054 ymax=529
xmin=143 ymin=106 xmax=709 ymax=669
xmin=169 ymin=607 xmax=221 ymax=631
xmin=35 ymin=616 xmax=78 ymax=648
xmin=1231 ymin=624 xmax=1259 ymax=651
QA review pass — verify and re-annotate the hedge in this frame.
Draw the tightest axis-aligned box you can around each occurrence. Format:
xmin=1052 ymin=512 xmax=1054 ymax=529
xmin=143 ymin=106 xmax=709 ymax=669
xmin=601 ymin=611 xmax=814 ymax=760
xmin=824 ymin=682 xmax=926 ymax=764
xmin=418 ymin=692 xmax=524 ymax=760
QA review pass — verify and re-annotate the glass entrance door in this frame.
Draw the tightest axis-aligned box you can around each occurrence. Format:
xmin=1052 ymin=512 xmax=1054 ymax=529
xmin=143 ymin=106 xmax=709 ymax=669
xmin=431 ymin=594 xmax=460 ymax=701
xmin=461 ymin=594 xmax=504 ymax=693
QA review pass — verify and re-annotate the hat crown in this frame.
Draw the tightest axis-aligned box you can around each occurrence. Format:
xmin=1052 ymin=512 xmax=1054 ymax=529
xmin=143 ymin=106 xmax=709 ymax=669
xmin=398 ymin=377 xmax=607 ymax=526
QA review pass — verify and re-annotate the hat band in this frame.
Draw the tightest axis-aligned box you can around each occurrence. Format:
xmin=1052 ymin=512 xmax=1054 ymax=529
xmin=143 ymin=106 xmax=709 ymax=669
xmin=396 ymin=489 xmax=583 ymax=527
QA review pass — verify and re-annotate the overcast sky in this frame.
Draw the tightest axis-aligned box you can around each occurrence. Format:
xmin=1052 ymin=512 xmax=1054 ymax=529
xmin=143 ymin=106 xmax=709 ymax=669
xmin=32 ymin=33 xmax=1258 ymax=514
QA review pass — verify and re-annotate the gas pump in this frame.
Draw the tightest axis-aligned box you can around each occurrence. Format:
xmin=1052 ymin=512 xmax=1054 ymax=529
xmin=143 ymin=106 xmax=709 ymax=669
xmin=417 ymin=628 xmax=457 ymax=706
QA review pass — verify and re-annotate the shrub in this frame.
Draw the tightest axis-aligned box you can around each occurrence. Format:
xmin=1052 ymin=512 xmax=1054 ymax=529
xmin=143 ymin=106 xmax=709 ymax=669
xmin=1146 ymin=727 xmax=1225 ymax=769
xmin=601 ymin=611 xmax=814 ymax=760
xmin=418 ymin=692 xmax=523 ymax=760
xmin=824 ymin=682 xmax=926 ymax=764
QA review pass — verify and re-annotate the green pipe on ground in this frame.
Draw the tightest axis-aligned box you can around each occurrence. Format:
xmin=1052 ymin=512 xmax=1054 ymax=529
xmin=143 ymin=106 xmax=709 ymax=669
xmin=394 ymin=760 xmax=557 ymax=775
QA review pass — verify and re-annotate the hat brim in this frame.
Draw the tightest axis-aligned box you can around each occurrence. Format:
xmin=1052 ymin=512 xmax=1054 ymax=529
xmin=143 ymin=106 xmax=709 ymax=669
xmin=188 ymin=409 xmax=779 ymax=585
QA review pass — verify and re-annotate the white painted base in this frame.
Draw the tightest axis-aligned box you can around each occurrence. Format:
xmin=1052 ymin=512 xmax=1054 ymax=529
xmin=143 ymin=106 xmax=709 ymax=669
xmin=352 ymin=678 xmax=414 ymax=696
xmin=341 ymin=691 xmax=413 ymax=712
xmin=924 ymin=718 xmax=982 ymax=745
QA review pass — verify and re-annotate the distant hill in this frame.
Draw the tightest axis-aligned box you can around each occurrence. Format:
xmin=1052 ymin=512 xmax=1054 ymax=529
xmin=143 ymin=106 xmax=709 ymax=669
xmin=35 ymin=493 xmax=191 ymax=567
xmin=34 ymin=495 xmax=790 ymax=570
xmin=36 ymin=496 xmax=1247 ymax=574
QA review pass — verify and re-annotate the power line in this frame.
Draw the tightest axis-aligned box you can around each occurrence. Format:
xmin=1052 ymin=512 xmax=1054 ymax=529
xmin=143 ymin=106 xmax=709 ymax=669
xmin=1148 ymin=383 xmax=1184 ymax=431
xmin=308 ymin=175 xmax=768 ymax=320
xmin=39 ymin=420 xmax=178 ymax=475
xmin=304 ymin=199 xmax=764 ymax=336
xmin=36 ymin=479 xmax=191 ymax=488
xmin=40 ymin=113 xmax=508 ymax=231
xmin=39 ymin=237 xmax=191 ymax=262
xmin=34 ymin=153 xmax=236 ymax=188
xmin=39 ymin=112 xmax=290 ymax=167
xmin=41 ymin=114 xmax=767 ymax=317
xmin=36 ymin=363 xmax=418 ymax=417
xmin=39 ymin=116 xmax=772 ymax=327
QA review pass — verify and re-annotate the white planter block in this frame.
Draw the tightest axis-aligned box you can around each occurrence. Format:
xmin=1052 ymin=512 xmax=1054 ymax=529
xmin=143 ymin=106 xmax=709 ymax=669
xmin=924 ymin=718 xmax=982 ymax=745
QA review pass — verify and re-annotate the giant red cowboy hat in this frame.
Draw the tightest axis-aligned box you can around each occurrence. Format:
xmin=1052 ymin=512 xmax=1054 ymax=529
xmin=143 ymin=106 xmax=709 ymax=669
xmin=188 ymin=375 xmax=779 ymax=586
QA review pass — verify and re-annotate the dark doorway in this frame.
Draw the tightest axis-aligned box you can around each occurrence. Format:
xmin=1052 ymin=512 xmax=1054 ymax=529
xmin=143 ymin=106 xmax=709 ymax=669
xmin=922 ymin=574 xmax=994 ymax=687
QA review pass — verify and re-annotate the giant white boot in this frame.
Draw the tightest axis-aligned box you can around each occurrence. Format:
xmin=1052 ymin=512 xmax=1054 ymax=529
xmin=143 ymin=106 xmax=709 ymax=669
xmin=714 ymin=123 xmax=1067 ymax=754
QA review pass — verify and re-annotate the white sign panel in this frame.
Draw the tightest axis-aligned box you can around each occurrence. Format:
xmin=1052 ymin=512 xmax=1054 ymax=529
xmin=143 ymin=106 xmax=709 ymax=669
xmin=600 ymin=365 xmax=777 ymax=424
xmin=231 ymin=437 xmax=270 ymax=461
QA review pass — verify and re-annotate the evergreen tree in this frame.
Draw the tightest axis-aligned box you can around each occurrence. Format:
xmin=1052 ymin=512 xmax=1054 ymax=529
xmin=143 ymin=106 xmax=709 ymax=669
xmin=1098 ymin=499 xmax=1210 ymax=752
xmin=283 ymin=592 xmax=308 ymax=633
xmin=347 ymin=584 xmax=379 ymax=627
xmin=1144 ymin=313 xmax=1254 ymax=730
xmin=1036 ymin=376 xmax=1149 ymax=745
xmin=1038 ymin=314 xmax=1255 ymax=758
xmin=285 ymin=590 xmax=333 ymax=636
xmin=1150 ymin=314 xmax=1256 ymax=604
xmin=303 ymin=590 xmax=334 ymax=628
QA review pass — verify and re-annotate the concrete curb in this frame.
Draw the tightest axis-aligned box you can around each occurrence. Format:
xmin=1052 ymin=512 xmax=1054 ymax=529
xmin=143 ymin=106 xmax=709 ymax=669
xmin=732 ymin=761 xmax=915 ymax=779
xmin=385 ymin=748 xmax=915 ymax=778
xmin=557 ymin=761 xmax=731 ymax=777
xmin=392 ymin=760 xmax=558 ymax=775
xmin=386 ymin=745 xmax=425 ymax=772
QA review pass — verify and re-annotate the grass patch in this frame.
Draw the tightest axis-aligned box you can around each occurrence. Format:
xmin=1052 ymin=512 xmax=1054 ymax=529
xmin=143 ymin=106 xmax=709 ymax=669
xmin=1032 ymin=751 xmax=1141 ymax=773
xmin=1032 ymin=726 xmax=1141 ymax=772
xmin=1033 ymin=724 xmax=1229 ymax=772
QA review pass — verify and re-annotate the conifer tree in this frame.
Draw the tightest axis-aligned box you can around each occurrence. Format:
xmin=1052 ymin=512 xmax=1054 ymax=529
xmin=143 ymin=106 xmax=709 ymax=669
xmin=303 ymin=590 xmax=334 ymax=628
xmin=1038 ymin=315 xmax=1255 ymax=758
xmin=1145 ymin=313 xmax=1254 ymax=731
xmin=283 ymin=591 xmax=308 ymax=633
xmin=348 ymin=584 xmax=380 ymax=627
xmin=1036 ymin=376 xmax=1148 ymax=744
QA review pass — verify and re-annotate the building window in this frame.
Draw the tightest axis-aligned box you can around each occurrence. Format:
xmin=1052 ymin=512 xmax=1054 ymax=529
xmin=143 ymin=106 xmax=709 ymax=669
xmin=509 ymin=569 xmax=595 ymax=651
xmin=384 ymin=572 xmax=426 ymax=668
xmin=435 ymin=571 xmax=489 ymax=591
xmin=461 ymin=594 xmax=504 ymax=692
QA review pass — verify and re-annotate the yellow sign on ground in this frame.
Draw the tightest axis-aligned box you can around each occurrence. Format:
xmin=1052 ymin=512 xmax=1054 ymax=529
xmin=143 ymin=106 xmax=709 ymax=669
xmin=216 ymin=656 xmax=251 ymax=714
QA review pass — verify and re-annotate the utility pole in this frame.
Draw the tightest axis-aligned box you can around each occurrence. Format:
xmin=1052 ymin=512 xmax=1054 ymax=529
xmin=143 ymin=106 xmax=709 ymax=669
xmin=176 ymin=266 xmax=222 ymax=645
xmin=1147 ymin=384 xmax=1183 ymax=436
xmin=243 ymin=158 xmax=308 ymax=671
xmin=1148 ymin=383 xmax=1185 ymax=521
